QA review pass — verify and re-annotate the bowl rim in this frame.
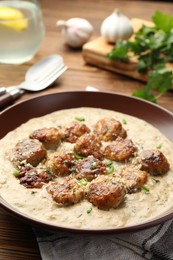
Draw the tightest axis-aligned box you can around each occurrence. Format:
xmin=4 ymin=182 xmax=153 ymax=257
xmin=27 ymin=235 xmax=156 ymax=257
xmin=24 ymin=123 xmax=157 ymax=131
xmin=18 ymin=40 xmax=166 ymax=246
xmin=0 ymin=91 xmax=173 ymax=233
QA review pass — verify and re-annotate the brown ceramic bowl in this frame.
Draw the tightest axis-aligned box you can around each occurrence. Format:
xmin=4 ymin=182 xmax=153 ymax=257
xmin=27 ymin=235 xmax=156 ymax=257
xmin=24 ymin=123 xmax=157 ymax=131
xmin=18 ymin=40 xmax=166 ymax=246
xmin=0 ymin=91 xmax=173 ymax=233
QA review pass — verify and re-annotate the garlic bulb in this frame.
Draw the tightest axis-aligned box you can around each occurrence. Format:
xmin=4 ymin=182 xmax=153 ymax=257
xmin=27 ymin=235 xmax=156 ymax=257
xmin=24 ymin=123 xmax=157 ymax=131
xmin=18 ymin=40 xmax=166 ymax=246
xmin=56 ymin=18 xmax=93 ymax=48
xmin=100 ymin=10 xmax=133 ymax=43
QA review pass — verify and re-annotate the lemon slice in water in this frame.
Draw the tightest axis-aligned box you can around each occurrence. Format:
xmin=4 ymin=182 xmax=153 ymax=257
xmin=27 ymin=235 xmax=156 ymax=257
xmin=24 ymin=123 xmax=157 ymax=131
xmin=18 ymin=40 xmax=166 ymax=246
xmin=0 ymin=7 xmax=28 ymax=31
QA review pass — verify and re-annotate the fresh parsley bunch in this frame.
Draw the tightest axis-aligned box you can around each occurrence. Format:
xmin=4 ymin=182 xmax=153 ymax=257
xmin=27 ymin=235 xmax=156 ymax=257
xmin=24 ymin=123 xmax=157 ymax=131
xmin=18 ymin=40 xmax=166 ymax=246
xmin=108 ymin=11 xmax=173 ymax=102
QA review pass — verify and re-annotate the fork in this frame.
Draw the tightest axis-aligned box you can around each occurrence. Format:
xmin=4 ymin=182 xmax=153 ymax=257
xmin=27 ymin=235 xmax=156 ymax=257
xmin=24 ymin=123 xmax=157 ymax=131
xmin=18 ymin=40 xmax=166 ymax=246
xmin=15 ymin=64 xmax=68 ymax=92
xmin=0 ymin=64 xmax=68 ymax=109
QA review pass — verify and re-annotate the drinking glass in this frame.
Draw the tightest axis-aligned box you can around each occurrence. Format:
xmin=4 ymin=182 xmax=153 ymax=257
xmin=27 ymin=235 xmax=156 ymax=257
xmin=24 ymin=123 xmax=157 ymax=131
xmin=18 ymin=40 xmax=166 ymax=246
xmin=0 ymin=0 xmax=45 ymax=64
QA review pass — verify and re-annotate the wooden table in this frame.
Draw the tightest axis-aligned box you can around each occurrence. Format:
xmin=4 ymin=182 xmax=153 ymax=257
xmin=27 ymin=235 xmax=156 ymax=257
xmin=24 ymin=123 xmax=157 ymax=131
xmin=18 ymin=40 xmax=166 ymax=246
xmin=0 ymin=1 xmax=173 ymax=259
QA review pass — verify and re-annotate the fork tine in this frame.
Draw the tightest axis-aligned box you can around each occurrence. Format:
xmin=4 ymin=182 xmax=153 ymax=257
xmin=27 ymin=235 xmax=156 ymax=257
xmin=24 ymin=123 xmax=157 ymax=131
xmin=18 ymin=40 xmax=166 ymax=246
xmin=36 ymin=65 xmax=68 ymax=87
xmin=38 ymin=65 xmax=67 ymax=85
xmin=27 ymin=60 xmax=65 ymax=82
xmin=35 ymin=63 xmax=65 ymax=81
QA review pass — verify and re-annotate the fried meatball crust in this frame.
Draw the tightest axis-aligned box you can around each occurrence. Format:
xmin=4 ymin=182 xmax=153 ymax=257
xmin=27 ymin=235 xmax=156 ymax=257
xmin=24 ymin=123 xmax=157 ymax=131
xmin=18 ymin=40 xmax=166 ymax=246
xmin=74 ymin=155 xmax=107 ymax=181
xmin=17 ymin=166 xmax=52 ymax=188
xmin=30 ymin=127 xmax=61 ymax=149
xmin=12 ymin=138 xmax=47 ymax=168
xmin=62 ymin=121 xmax=90 ymax=143
xmin=86 ymin=175 xmax=125 ymax=210
xmin=46 ymin=176 xmax=84 ymax=206
xmin=139 ymin=149 xmax=170 ymax=176
xmin=94 ymin=117 xmax=127 ymax=141
xmin=121 ymin=166 xmax=148 ymax=193
xmin=74 ymin=133 xmax=103 ymax=159
xmin=104 ymin=137 xmax=137 ymax=161
xmin=46 ymin=152 xmax=76 ymax=177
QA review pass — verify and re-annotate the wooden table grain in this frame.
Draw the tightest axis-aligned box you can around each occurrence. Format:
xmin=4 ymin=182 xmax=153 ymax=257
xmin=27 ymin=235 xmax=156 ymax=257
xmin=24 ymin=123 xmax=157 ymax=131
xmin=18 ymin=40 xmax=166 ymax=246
xmin=0 ymin=1 xmax=173 ymax=259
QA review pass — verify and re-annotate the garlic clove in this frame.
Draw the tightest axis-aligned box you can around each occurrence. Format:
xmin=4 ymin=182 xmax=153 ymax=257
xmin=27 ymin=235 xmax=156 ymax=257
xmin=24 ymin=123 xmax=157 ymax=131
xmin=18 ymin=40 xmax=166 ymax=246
xmin=75 ymin=27 xmax=92 ymax=39
xmin=100 ymin=9 xmax=133 ymax=43
xmin=56 ymin=18 xmax=93 ymax=48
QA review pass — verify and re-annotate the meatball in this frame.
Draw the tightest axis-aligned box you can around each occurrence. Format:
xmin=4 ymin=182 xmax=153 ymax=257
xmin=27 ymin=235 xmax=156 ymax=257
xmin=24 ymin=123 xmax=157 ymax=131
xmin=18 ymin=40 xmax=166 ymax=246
xmin=12 ymin=138 xmax=47 ymax=168
xmin=121 ymin=166 xmax=148 ymax=193
xmin=86 ymin=175 xmax=125 ymax=210
xmin=94 ymin=118 xmax=127 ymax=141
xmin=18 ymin=167 xmax=51 ymax=188
xmin=74 ymin=133 xmax=103 ymax=159
xmin=62 ymin=121 xmax=90 ymax=143
xmin=30 ymin=127 xmax=61 ymax=149
xmin=46 ymin=152 xmax=76 ymax=176
xmin=139 ymin=149 xmax=170 ymax=176
xmin=46 ymin=176 xmax=84 ymax=206
xmin=104 ymin=137 xmax=137 ymax=161
xmin=74 ymin=155 xmax=107 ymax=181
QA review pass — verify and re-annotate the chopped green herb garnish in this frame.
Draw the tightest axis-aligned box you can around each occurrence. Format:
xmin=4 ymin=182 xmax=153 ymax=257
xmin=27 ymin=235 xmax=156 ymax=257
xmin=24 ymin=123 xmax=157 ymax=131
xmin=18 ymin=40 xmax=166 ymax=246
xmin=47 ymin=169 xmax=53 ymax=175
xmin=156 ymin=144 xmax=162 ymax=149
xmin=13 ymin=170 xmax=20 ymax=178
xmin=92 ymin=162 xmax=97 ymax=169
xmin=107 ymin=164 xmax=115 ymax=174
xmin=122 ymin=119 xmax=127 ymax=124
xmin=103 ymin=127 xmax=109 ymax=134
xmin=70 ymin=166 xmax=76 ymax=172
xmin=108 ymin=11 xmax=173 ymax=103
xmin=104 ymin=160 xmax=113 ymax=166
xmin=87 ymin=206 xmax=93 ymax=214
xmin=19 ymin=160 xmax=27 ymax=166
xmin=75 ymin=116 xmax=85 ymax=122
xmin=31 ymin=191 xmax=37 ymax=195
xmin=75 ymin=154 xmax=85 ymax=159
xmin=104 ymin=160 xmax=115 ymax=174
xmin=142 ymin=185 xmax=150 ymax=193
xmin=152 ymin=178 xmax=160 ymax=184
xmin=79 ymin=178 xmax=88 ymax=186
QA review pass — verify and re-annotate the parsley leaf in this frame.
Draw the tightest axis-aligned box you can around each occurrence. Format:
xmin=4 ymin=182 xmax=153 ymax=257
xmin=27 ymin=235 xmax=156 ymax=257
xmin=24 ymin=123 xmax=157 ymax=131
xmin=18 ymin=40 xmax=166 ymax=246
xmin=108 ymin=11 xmax=173 ymax=102
xmin=108 ymin=41 xmax=130 ymax=61
xmin=132 ymin=85 xmax=156 ymax=103
xmin=147 ymin=66 xmax=173 ymax=92
xmin=152 ymin=10 xmax=173 ymax=33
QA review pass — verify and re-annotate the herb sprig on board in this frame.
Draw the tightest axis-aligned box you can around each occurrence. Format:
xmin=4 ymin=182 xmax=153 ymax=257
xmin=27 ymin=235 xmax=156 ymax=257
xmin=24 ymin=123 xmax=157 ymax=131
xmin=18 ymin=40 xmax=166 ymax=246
xmin=108 ymin=11 xmax=173 ymax=102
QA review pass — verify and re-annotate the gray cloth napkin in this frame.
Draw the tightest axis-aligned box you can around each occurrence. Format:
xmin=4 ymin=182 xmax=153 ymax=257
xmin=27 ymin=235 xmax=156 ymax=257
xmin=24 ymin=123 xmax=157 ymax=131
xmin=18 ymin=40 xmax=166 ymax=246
xmin=34 ymin=219 xmax=173 ymax=260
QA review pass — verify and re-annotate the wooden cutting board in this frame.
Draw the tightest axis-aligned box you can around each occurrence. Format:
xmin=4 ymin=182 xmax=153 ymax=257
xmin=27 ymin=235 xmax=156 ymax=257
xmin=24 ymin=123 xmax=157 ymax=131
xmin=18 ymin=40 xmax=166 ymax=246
xmin=82 ymin=18 xmax=172 ymax=82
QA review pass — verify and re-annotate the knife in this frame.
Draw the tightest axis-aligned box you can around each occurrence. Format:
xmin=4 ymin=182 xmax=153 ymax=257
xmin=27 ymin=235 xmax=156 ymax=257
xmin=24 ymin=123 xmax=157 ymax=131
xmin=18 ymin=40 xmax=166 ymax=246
xmin=0 ymin=87 xmax=6 ymax=96
xmin=0 ymin=89 xmax=24 ymax=109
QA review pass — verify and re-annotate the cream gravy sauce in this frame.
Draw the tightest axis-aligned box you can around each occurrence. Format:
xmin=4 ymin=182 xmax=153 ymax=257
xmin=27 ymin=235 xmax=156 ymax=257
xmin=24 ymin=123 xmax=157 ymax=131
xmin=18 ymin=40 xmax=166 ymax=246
xmin=0 ymin=107 xmax=173 ymax=230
